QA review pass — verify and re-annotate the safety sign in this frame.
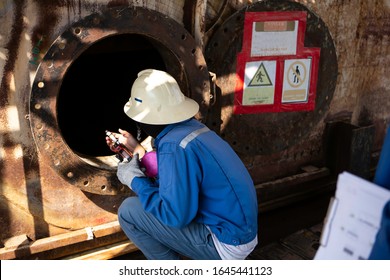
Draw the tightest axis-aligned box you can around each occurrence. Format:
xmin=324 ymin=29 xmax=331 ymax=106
xmin=234 ymin=11 xmax=320 ymax=114
xmin=251 ymin=20 xmax=298 ymax=57
xmin=282 ymin=59 xmax=311 ymax=103
xmin=243 ymin=61 xmax=276 ymax=105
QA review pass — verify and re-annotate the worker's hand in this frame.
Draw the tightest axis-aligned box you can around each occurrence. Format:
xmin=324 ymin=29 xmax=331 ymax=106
xmin=106 ymin=128 xmax=145 ymax=157
xmin=117 ymin=153 xmax=146 ymax=189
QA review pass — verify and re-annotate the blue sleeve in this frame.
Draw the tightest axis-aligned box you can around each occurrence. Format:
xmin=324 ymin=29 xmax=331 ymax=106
xmin=369 ymin=200 xmax=390 ymax=259
xmin=369 ymin=126 xmax=390 ymax=259
xmin=131 ymin=142 xmax=201 ymax=228
xmin=373 ymin=126 xmax=390 ymax=190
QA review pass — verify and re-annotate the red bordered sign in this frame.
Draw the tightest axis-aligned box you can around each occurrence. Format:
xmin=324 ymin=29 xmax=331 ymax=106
xmin=234 ymin=11 xmax=320 ymax=114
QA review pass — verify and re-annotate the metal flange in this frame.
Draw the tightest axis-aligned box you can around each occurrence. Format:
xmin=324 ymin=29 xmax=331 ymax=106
xmin=29 ymin=7 xmax=210 ymax=195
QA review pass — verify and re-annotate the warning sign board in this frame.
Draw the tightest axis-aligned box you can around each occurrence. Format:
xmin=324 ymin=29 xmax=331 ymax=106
xmin=282 ymin=59 xmax=311 ymax=103
xmin=248 ymin=62 xmax=273 ymax=87
xmin=251 ymin=20 xmax=298 ymax=57
xmin=243 ymin=61 xmax=276 ymax=105
xmin=234 ymin=11 xmax=321 ymax=114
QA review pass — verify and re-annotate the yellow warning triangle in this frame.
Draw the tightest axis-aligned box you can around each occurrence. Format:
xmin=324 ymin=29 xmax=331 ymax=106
xmin=248 ymin=63 xmax=273 ymax=87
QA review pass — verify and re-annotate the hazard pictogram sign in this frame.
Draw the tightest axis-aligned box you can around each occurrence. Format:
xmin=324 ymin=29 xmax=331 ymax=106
xmin=248 ymin=62 xmax=273 ymax=87
xmin=234 ymin=11 xmax=320 ymax=114
xmin=243 ymin=60 xmax=276 ymax=105
xmin=282 ymin=59 xmax=311 ymax=103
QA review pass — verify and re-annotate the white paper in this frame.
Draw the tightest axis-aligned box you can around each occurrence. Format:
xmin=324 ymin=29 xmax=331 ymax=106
xmin=251 ymin=21 xmax=298 ymax=57
xmin=315 ymin=172 xmax=390 ymax=260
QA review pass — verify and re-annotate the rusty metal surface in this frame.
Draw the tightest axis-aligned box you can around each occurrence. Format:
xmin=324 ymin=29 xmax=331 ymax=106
xmin=29 ymin=6 xmax=210 ymax=195
xmin=0 ymin=0 xmax=389 ymax=258
xmin=205 ymin=0 xmax=338 ymax=182
xmin=303 ymin=1 xmax=390 ymax=153
xmin=205 ymin=0 xmax=337 ymax=155
xmin=0 ymin=1 xmax=210 ymax=248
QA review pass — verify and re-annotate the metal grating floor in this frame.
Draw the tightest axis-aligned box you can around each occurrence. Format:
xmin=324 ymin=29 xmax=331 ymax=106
xmin=114 ymin=223 xmax=323 ymax=260
xmin=247 ymin=223 xmax=323 ymax=260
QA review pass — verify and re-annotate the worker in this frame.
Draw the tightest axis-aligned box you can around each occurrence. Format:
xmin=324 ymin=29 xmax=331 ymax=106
xmin=106 ymin=69 xmax=258 ymax=260
xmin=369 ymin=125 xmax=390 ymax=260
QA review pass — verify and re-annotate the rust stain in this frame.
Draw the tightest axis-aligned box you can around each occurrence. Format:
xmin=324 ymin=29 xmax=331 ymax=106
xmin=107 ymin=0 xmax=129 ymax=8
xmin=31 ymin=0 xmax=60 ymax=51
xmin=0 ymin=0 xmax=389 ymax=258
xmin=0 ymin=0 xmax=25 ymax=108
xmin=356 ymin=1 xmax=390 ymax=41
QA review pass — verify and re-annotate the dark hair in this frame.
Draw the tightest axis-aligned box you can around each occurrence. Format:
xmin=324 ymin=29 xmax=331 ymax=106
xmin=138 ymin=123 xmax=167 ymax=138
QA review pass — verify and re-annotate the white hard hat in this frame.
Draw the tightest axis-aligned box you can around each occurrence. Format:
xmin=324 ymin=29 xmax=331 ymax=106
xmin=124 ymin=69 xmax=199 ymax=125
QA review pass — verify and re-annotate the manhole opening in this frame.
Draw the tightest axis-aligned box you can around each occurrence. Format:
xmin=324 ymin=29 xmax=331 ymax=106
xmin=57 ymin=34 xmax=166 ymax=163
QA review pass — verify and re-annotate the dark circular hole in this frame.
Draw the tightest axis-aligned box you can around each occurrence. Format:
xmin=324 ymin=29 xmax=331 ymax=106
xmin=58 ymin=34 xmax=166 ymax=157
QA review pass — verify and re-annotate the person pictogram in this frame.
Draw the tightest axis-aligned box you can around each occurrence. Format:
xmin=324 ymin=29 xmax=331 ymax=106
xmin=293 ymin=65 xmax=301 ymax=84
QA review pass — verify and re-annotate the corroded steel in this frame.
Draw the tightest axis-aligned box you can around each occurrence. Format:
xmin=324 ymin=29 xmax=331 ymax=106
xmin=205 ymin=0 xmax=338 ymax=182
xmin=206 ymin=0 xmax=337 ymax=155
xmin=0 ymin=0 xmax=389 ymax=259
xmin=29 ymin=6 xmax=210 ymax=195
xmin=0 ymin=1 xmax=211 ymax=250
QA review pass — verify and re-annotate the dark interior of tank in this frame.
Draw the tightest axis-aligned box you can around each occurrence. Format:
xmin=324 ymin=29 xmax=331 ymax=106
xmin=57 ymin=34 xmax=166 ymax=157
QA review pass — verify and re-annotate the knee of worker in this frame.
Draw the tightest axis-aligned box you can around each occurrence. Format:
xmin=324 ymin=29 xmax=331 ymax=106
xmin=118 ymin=196 xmax=143 ymax=227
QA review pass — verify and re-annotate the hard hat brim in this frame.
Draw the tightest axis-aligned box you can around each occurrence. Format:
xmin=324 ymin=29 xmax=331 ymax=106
xmin=124 ymin=96 xmax=199 ymax=125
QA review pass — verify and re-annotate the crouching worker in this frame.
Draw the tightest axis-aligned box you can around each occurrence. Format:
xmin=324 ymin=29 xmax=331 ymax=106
xmin=106 ymin=69 xmax=258 ymax=260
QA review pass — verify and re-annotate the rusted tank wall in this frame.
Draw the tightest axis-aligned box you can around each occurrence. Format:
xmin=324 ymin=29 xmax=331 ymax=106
xmin=0 ymin=0 xmax=233 ymax=252
xmin=205 ymin=0 xmax=390 ymax=184
xmin=0 ymin=0 xmax=389 ymax=257
xmin=306 ymin=0 xmax=390 ymax=148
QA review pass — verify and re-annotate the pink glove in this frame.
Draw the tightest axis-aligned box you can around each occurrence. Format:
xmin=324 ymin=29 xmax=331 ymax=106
xmin=141 ymin=151 xmax=158 ymax=178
